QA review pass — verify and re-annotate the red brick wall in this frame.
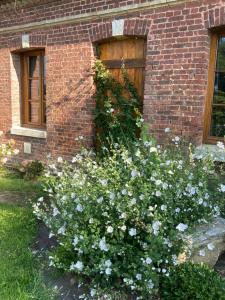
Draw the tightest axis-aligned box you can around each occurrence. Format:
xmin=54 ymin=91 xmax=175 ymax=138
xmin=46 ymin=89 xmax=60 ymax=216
xmin=0 ymin=0 xmax=224 ymax=161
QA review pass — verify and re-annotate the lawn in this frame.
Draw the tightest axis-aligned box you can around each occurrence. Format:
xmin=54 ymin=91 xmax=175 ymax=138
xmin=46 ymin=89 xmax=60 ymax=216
xmin=0 ymin=169 xmax=55 ymax=300
xmin=0 ymin=168 xmax=41 ymax=193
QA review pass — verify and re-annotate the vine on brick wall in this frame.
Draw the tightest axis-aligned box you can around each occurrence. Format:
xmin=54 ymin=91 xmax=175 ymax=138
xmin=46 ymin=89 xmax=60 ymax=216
xmin=93 ymin=59 xmax=143 ymax=152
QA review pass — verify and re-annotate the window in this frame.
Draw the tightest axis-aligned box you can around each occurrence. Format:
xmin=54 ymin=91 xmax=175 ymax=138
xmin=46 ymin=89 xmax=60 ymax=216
xmin=204 ymin=33 xmax=225 ymax=143
xmin=21 ymin=50 xmax=46 ymax=128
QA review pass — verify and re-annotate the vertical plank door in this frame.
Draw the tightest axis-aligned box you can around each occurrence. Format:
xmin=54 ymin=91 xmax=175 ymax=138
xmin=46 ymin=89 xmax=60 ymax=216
xmin=98 ymin=37 xmax=146 ymax=104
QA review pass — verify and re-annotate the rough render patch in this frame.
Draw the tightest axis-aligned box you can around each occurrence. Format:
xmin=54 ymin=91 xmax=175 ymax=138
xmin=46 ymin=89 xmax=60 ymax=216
xmin=22 ymin=34 xmax=30 ymax=48
xmin=112 ymin=19 xmax=124 ymax=36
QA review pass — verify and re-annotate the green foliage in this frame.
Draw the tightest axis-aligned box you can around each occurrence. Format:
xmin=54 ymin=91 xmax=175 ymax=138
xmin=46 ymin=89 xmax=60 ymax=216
xmin=17 ymin=160 xmax=44 ymax=180
xmin=0 ymin=203 xmax=55 ymax=300
xmin=93 ymin=60 xmax=143 ymax=153
xmin=161 ymin=262 xmax=225 ymax=300
xmin=33 ymin=136 xmax=225 ymax=299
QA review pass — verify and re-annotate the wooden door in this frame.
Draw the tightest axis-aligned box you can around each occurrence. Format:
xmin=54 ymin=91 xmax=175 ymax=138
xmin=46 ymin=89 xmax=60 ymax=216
xmin=97 ymin=37 xmax=146 ymax=104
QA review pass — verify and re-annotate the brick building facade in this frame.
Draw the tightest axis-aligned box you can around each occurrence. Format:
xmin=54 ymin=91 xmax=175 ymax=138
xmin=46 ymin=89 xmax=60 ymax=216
xmin=0 ymin=0 xmax=225 ymax=160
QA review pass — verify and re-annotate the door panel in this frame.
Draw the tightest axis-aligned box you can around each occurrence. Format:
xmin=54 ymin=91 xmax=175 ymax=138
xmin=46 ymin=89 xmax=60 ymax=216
xmin=98 ymin=37 xmax=146 ymax=104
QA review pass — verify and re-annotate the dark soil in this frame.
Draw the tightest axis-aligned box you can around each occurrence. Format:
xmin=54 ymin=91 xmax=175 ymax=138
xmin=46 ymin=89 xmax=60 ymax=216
xmin=33 ymin=222 xmax=82 ymax=300
xmin=215 ymin=252 xmax=225 ymax=277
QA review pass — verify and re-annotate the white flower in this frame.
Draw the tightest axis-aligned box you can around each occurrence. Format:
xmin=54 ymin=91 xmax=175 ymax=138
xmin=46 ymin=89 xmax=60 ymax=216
xmin=155 ymin=179 xmax=162 ymax=186
xmin=147 ymin=280 xmax=154 ymax=289
xmin=71 ymin=192 xmax=76 ymax=199
xmin=145 ymin=257 xmax=152 ymax=265
xmin=90 ymin=289 xmax=96 ymax=297
xmin=99 ymin=179 xmax=108 ymax=186
xmin=121 ymin=225 xmax=127 ymax=231
xmin=150 ymin=147 xmax=157 ymax=153
xmin=174 ymin=136 xmax=180 ymax=142
xmin=130 ymin=198 xmax=137 ymax=205
xmin=175 ymin=208 xmax=180 ymax=213
xmin=152 ymin=221 xmax=161 ymax=236
xmin=199 ymin=249 xmax=206 ymax=257
xmin=57 ymin=156 xmax=63 ymax=163
xmin=176 ymin=223 xmax=188 ymax=232
xmin=49 ymin=232 xmax=54 ymax=238
xmin=97 ymin=196 xmax=103 ymax=203
xmin=105 ymin=267 xmax=112 ymax=275
xmin=131 ymin=170 xmax=138 ymax=178
xmin=105 ymin=260 xmax=112 ymax=267
xmin=165 ymin=127 xmax=170 ymax=133
xmin=76 ymin=204 xmax=83 ymax=212
xmin=198 ymin=198 xmax=203 ymax=205
xmin=107 ymin=226 xmax=114 ymax=233
xmin=58 ymin=225 xmax=66 ymax=235
xmin=217 ymin=141 xmax=225 ymax=150
xmin=99 ymin=237 xmax=109 ymax=252
xmin=155 ymin=191 xmax=161 ymax=197
xmin=109 ymin=192 xmax=115 ymax=200
xmin=129 ymin=228 xmax=137 ymax=236
xmin=162 ymin=183 xmax=168 ymax=189
xmin=52 ymin=207 xmax=60 ymax=217
xmin=207 ymin=243 xmax=215 ymax=251
xmin=72 ymin=236 xmax=79 ymax=247
xmin=219 ymin=184 xmax=225 ymax=192
xmin=121 ymin=189 xmax=127 ymax=195
xmin=160 ymin=205 xmax=167 ymax=211
xmin=139 ymin=194 xmax=144 ymax=200
xmin=172 ymin=255 xmax=178 ymax=266
xmin=136 ymin=273 xmax=142 ymax=280
xmin=70 ymin=261 xmax=84 ymax=271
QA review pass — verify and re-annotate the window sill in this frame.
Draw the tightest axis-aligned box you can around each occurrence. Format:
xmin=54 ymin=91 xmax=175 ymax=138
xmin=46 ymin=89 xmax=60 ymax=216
xmin=195 ymin=144 xmax=225 ymax=162
xmin=10 ymin=126 xmax=47 ymax=139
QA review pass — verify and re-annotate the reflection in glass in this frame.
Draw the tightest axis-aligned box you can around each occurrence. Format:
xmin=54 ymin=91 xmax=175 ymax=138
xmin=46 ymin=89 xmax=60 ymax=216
xmin=43 ymin=101 xmax=46 ymax=124
xmin=29 ymin=56 xmax=40 ymax=78
xmin=28 ymin=102 xmax=40 ymax=123
xmin=210 ymin=37 xmax=225 ymax=137
xmin=29 ymin=79 xmax=40 ymax=100
xmin=213 ymin=72 xmax=225 ymax=104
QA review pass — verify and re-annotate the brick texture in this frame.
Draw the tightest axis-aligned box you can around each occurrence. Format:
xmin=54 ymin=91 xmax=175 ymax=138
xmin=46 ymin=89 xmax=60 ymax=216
xmin=0 ymin=0 xmax=224 ymax=160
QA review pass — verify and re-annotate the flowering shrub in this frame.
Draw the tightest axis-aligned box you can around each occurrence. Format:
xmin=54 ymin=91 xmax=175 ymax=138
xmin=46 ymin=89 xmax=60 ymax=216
xmin=15 ymin=160 xmax=44 ymax=180
xmin=33 ymin=136 xmax=225 ymax=299
xmin=0 ymin=131 xmax=19 ymax=166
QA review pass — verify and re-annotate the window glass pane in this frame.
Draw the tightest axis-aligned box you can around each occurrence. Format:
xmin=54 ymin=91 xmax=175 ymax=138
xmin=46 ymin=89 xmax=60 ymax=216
xmin=216 ymin=37 xmax=225 ymax=71
xmin=28 ymin=79 xmax=40 ymax=100
xmin=210 ymin=37 xmax=225 ymax=137
xmin=43 ymin=101 xmax=46 ymax=124
xmin=210 ymin=106 xmax=225 ymax=137
xmin=28 ymin=102 xmax=40 ymax=124
xmin=213 ymin=72 xmax=225 ymax=104
xmin=29 ymin=56 xmax=40 ymax=78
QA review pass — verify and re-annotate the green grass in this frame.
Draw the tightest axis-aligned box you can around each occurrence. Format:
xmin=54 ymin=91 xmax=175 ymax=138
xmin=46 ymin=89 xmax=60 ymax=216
xmin=0 ymin=168 xmax=42 ymax=194
xmin=0 ymin=169 xmax=55 ymax=300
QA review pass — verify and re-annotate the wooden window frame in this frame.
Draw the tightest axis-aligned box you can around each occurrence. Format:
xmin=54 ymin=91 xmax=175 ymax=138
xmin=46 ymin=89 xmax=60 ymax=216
xmin=21 ymin=49 xmax=46 ymax=129
xmin=203 ymin=32 xmax=225 ymax=143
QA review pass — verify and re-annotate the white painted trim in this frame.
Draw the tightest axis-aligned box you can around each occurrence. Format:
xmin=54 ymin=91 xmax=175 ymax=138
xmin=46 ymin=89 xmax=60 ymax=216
xmin=0 ymin=0 xmax=189 ymax=34
xmin=11 ymin=126 xmax=47 ymax=139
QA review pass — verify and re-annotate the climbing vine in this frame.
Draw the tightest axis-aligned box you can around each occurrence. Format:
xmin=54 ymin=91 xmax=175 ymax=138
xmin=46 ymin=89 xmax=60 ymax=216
xmin=93 ymin=60 xmax=143 ymax=152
